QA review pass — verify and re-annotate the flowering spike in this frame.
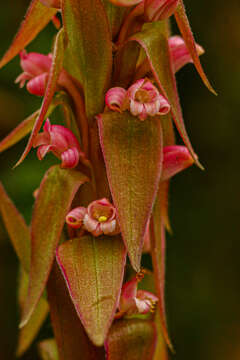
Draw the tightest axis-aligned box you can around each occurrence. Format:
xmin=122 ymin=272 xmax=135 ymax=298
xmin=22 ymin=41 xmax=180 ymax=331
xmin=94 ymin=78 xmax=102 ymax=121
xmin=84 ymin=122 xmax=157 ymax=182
xmin=127 ymin=78 xmax=170 ymax=120
xmin=15 ymin=50 xmax=52 ymax=96
xmin=39 ymin=0 xmax=61 ymax=8
xmin=169 ymin=36 xmax=204 ymax=73
xmin=33 ymin=119 xmax=84 ymax=169
xmin=66 ymin=207 xmax=87 ymax=229
xmin=144 ymin=0 xmax=179 ymax=21
xmin=105 ymin=87 xmax=127 ymax=112
xmin=161 ymin=145 xmax=194 ymax=182
xmin=107 ymin=0 xmax=142 ymax=7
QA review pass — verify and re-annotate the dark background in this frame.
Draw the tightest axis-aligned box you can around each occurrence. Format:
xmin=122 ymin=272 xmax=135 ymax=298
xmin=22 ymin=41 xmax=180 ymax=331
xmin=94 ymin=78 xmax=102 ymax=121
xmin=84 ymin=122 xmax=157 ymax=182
xmin=0 ymin=0 xmax=239 ymax=359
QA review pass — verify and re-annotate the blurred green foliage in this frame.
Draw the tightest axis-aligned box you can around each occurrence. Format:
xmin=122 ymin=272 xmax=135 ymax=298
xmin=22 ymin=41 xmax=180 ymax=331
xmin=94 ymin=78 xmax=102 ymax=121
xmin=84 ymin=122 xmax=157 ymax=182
xmin=0 ymin=0 xmax=240 ymax=359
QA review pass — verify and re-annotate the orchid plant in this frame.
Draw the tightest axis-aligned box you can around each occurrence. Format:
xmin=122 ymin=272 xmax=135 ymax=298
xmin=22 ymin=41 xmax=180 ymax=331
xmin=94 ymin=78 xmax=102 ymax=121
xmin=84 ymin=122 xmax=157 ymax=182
xmin=0 ymin=0 xmax=214 ymax=358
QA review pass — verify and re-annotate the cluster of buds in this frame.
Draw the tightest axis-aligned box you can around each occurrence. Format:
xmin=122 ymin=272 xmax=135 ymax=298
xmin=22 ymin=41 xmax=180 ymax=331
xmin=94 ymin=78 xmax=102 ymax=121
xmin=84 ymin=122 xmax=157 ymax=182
xmin=116 ymin=273 xmax=158 ymax=318
xmin=105 ymin=78 xmax=170 ymax=120
xmin=33 ymin=119 xmax=85 ymax=169
xmin=66 ymin=198 xmax=120 ymax=237
xmin=15 ymin=50 xmax=52 ymax=96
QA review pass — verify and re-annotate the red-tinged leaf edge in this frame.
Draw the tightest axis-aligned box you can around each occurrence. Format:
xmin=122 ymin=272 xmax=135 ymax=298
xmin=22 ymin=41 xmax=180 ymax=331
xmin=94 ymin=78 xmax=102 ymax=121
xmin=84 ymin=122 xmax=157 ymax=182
xmin=97 ymin=112 xmax=163 ymax=271
xmin=20 ymin=166 xmax=88 ymax=328
xmin=154 ymin=310 xmax=168 ymax=360
xmin=0 ymin=182 xmax=30 ymax=272
xmin=0 ymin=110 xmax=39 ymax=154
xmin=105 ymin=319 xmax=157 ymax=360
xmin=56 ymin=235 xmax=127 ymax=346
xmin=150 ymin=191 xmax=174 ymax=352
xmin=15 ymin=27 xmax=65 ymax=167
xmin=0 ymin=0 xmax=57 ymax=69
xmin=175 ymin=0 xmax=217 ymax=95
xmin=130 ymin=22 xmax=204 ymax=170
xmin=47 ymin=262 xmax=106 ymax=360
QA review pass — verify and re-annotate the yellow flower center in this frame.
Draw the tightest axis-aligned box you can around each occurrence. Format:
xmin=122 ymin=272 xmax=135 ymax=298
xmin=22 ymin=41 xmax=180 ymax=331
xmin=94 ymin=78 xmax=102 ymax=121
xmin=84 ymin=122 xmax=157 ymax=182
xmin=98 ymin=215 xmax=108 ymax=222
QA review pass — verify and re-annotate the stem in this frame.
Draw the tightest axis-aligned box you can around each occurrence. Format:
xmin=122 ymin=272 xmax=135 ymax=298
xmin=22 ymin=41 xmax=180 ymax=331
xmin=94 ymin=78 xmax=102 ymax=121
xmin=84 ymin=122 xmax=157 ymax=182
xmin=58 ymin=70 xmax=89 ymax=157
xmin=117 ymin=2 xmax=144 ymax=45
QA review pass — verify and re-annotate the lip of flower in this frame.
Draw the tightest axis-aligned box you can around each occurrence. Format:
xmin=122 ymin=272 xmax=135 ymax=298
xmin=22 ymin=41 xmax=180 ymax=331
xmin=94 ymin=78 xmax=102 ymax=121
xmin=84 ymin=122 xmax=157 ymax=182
xmin=169 ymin=36 xmax=204 ymax=73
xmin=33 ymin=119 xmax=84 ymax=169
xmin=127 ymin=78 xmax=170 ymax=120
xmin=83 ymin=198 xmax=120 ymax=237
xmin=144 ymin=0 xmax=179 ymax=22
xmin=15 ymin=50 xmax=52 ymax=96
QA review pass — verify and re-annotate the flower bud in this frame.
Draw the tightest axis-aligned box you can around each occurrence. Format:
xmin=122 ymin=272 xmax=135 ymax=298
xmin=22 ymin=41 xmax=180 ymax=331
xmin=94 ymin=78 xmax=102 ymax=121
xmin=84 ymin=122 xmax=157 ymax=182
xmin=33 ymin=119 xmax=84 ymax=169
xmin=169 ymin=36 xmax=204 ymax=73
xmin=144 ymin=0 xmax=179 ymax=21
xmin=39 ymin=0 xmax=61 ymax=8
xmin=161 ymin=145 xmax=194 ymax=182
xmin=15 ymin=50 xmax=52 ymax=96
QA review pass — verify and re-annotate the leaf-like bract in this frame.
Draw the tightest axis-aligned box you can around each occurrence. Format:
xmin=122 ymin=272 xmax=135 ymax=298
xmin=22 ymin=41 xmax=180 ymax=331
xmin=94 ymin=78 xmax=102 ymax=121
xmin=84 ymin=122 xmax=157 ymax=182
xmin=98 ymin=111 xmax=163 ymax=271
xmin=20 ymin=166 xmax=88 ymax=327
xmin=56 ymin=235 xmax=126 ymax=346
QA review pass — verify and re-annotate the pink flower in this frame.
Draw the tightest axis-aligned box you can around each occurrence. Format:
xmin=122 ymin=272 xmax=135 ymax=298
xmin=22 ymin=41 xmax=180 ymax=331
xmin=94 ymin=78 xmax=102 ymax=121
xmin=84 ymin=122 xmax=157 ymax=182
xmin=105 ymin=78 xmax=170 ymax=121
xmin=39 ymin=0 xmax=60 ymax=8
xmin=116 ymin=275 xmax=158 ymax=318
xmin=161 ymin=145 xmax=194 ymax=182
xmin=66 ymin=207 xmax=87 ymax=229
xmin=105 ymin=87 xmax=127 ymax=113
xmin=15 ymin=50 xmax=52 ymax=96
xmin=83 ymin=198 xmax=120 ymax=237
xmin=33 ymin=119 xmax=84 ymax=168
xmin=169 ymin=36 xmax=204 ymax=73
xmin=127 ymin=79 xmax=170 ymax=120
xmin=66 ymin=198 xmax=120 ymax=236
xmin=144 ymin=0 xmax=179 ymax=21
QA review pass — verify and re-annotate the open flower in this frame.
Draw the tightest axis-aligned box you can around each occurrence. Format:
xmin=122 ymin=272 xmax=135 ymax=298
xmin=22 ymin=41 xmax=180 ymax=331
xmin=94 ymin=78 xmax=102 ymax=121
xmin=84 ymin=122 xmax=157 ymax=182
xmin=144 ymin=0 xmax=179 ymax=21
xmin=105 ymin=78 xmax=170 ymax=120
xmin=33 ymin=119 xmax=84 ymax=168
xmin=83 ymin=198 xmax=120 ymax=236
xmin=127 ymin=78 xmax=170 ymax=120
xmin=116 ymin=275 xmax=158 ymax=318
xmin=15 ymin=50 xmax=52 ymax=96
xmin=169 ymin=36 xmax=204 ymax=73
xmin=66 ymin=198 xmax=120 ymax=237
